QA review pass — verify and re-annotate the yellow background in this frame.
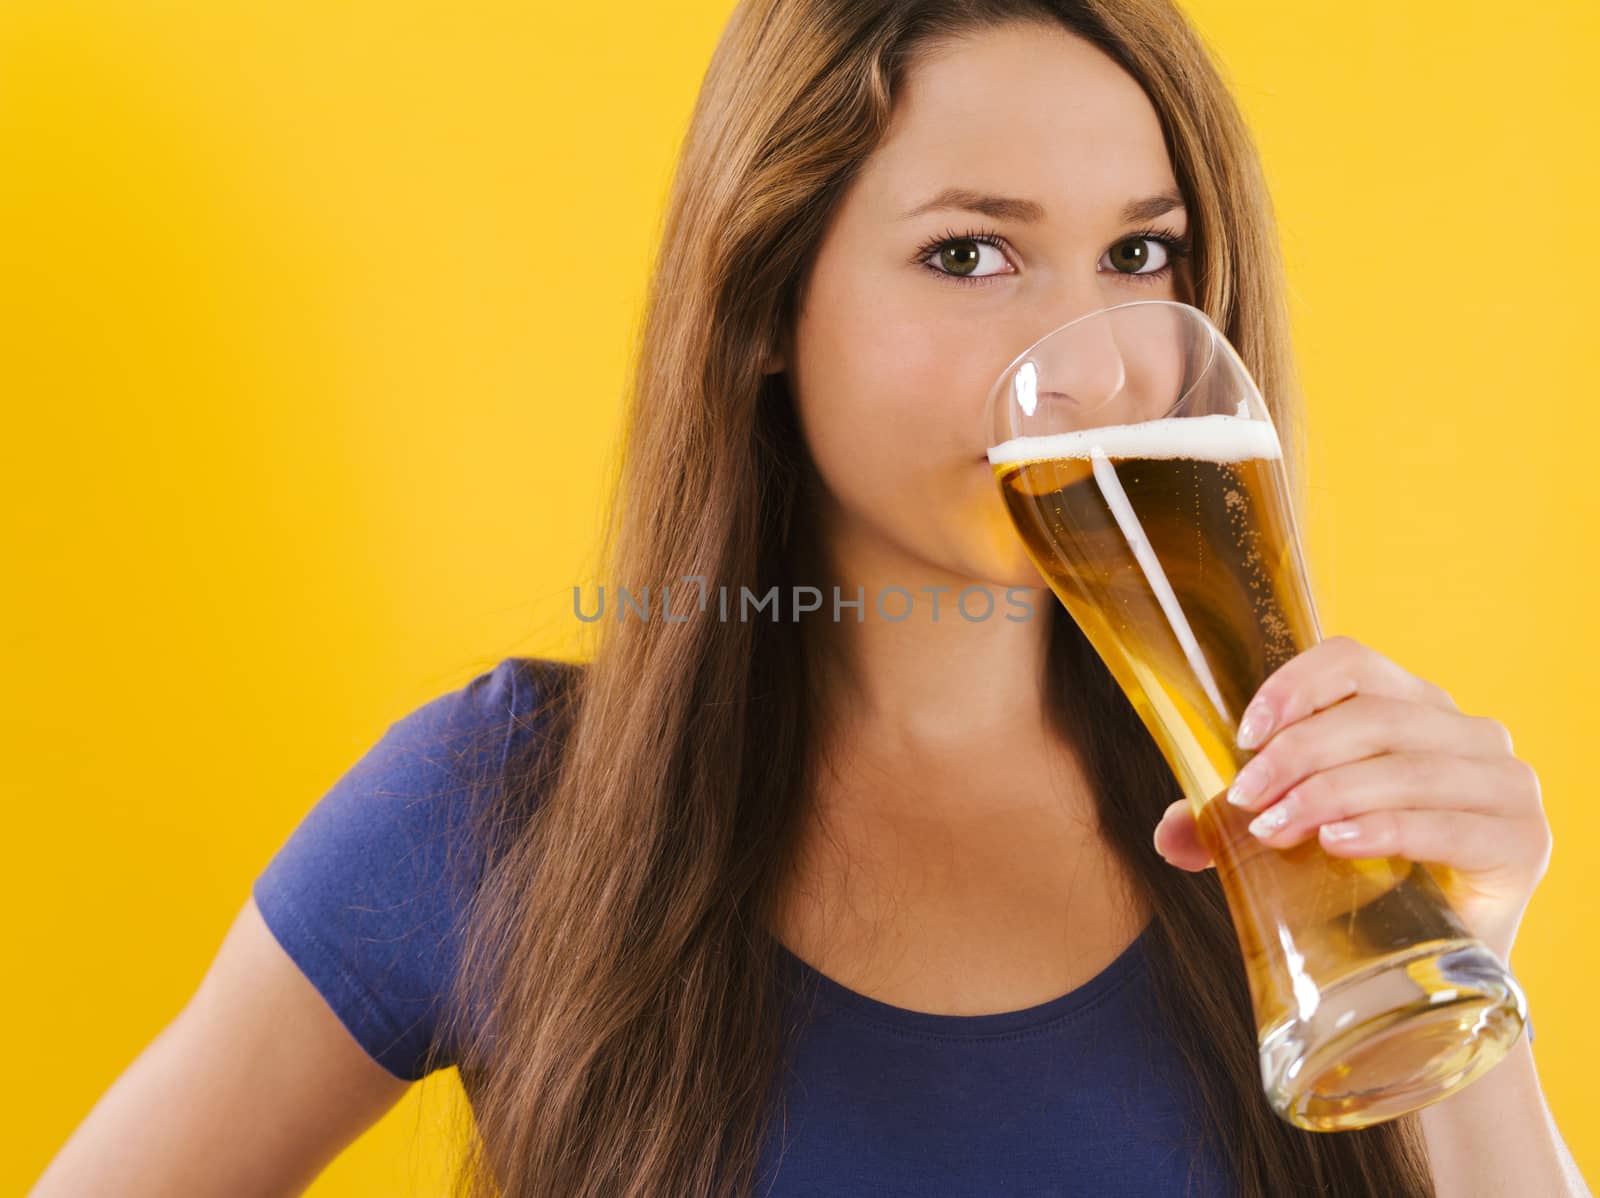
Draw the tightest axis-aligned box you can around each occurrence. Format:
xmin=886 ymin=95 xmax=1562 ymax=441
xmin=4 ymin=1 xmax=1596 ymax=1191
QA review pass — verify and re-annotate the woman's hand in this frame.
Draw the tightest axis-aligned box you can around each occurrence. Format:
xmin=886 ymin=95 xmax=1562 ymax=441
xmin=1151 ymin=635 xmax=1552 ymax=961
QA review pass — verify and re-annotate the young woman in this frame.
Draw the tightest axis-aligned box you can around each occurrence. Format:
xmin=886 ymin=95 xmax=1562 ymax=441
xmin=33 ymin=1 xmax=1590 ymax=1196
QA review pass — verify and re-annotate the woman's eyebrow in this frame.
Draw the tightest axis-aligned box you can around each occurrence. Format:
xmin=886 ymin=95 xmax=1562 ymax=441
xmin=898 ymin=187 xmax=1185 ymax=224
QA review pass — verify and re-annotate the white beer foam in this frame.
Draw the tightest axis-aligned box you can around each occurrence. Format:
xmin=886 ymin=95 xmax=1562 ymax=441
xmin=987 ymin=412 xmax=1282 ymax=467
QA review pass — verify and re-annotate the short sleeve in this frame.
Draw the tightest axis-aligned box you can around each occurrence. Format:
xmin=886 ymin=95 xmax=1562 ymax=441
xmin=251 ymin=656 xmax=546 ymax=1081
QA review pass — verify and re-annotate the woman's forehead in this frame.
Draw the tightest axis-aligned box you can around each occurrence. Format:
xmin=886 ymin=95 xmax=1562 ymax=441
xmin=889 ymin=22 xmax=1158 ymax=141
xmin=868 ymin=26 xmax=1177 ymax=225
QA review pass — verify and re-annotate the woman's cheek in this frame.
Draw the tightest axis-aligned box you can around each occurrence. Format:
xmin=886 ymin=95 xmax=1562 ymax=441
xmin=797 ymin=385 xmax=904 ymax=514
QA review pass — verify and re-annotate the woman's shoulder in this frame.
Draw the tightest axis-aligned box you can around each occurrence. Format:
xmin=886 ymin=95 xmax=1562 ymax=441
xmin=249 ymin=655 xmax=581 ymax=1081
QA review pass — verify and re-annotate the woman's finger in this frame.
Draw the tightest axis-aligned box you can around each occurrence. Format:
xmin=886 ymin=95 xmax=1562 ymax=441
xmin=1226 ymin=696 xmax=1514 ymax=815
xmin=1237 ymin=634 xmax=1460 ymax=750
xmin=1312 ymin=806 xmax=1547 ymax=886
xmin=1241 ymin=752 xmax=1537 ymax=849
xmin=1153 ymin=798 xmax=1214 ymax=872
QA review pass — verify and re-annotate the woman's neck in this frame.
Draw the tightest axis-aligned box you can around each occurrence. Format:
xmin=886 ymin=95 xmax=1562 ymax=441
xmin=803 ymin=513 xmax=1064 ymax=784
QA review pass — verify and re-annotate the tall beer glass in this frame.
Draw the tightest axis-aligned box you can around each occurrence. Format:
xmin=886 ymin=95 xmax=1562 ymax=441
xmin=984 ymin=299 xmax=1527 ymax=1131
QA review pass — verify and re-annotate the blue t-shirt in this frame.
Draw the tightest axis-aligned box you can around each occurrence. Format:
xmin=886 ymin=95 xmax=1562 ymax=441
xmin=253 ymin=656 xmax=1238 ymax=1196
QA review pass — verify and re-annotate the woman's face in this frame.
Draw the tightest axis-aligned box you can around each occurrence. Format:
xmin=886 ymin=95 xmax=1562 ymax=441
xmin=775 ymin=21 xmax=1193 ymax=591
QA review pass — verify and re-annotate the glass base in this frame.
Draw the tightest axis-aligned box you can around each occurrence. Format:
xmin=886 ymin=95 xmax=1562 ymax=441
xmin=1259 ymin=937 xmax=1528 ymax=1132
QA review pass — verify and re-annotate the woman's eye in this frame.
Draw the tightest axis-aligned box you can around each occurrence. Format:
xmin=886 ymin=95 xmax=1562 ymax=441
xmin=919 ymin=231 xmax=1185 ymax=287
xmin=923 ymin=237 xmax=1010 ymax=281
xmin=1100 ymin=236 xmax=1171 ymax=276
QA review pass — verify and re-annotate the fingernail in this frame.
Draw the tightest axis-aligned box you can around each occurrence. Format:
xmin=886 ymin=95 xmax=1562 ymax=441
xmin=1237 ymin=702 xmax=1274 ymax=750
xmin=1227 ymin=756 xmax=1270 ymax=807
xmin=1248 ymin=799 xmax=1292 ymax=839
xmin=1319 ymin=820 xmax=1362 ymax=843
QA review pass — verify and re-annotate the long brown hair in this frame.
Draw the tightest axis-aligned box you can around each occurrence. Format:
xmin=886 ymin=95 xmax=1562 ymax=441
xmin=426 ymin=1 xmax=1436 ymax=1194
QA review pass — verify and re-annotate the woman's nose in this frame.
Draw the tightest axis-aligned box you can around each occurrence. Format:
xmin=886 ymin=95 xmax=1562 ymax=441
xmin=1025 ymin=306 xmax=1129 ymax=414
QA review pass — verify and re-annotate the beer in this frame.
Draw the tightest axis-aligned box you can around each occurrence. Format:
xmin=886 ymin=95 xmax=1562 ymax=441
xmin=989 ymin=415 xmax=1526 ymax=1130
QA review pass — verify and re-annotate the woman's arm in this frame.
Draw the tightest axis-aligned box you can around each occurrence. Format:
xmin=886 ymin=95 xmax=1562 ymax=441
xmin=27 ymin=896 xmax=412 ymax=1197
xmin=1418 ymin=1031 xmax=1592 ymax=1198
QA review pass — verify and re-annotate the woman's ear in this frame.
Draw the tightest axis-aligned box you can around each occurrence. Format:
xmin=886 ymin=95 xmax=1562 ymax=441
xmin=762 ymin=321 xmax=790 ymax=375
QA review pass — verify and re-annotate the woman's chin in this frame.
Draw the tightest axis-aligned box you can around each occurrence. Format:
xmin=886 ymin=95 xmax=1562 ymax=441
xmin=960 ymin=551 xmax=1051 ymax=594
xmin=984 ymin=544 xmax=1050 ymax=591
